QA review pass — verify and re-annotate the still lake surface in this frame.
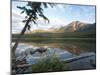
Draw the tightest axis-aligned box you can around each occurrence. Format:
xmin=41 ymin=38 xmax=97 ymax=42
xmin=12 ymin=40 xmax=96 ymax=64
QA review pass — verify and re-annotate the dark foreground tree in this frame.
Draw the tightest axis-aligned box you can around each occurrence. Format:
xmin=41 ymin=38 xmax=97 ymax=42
xmin=12 ymin=2 xmax=55 ymax=57
xmin=12 ymin=1 xmax=55 ymax=74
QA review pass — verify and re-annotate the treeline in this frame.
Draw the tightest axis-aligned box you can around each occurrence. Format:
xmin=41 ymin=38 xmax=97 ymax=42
xmin=12 ymin=32 xmax=96 ymax=38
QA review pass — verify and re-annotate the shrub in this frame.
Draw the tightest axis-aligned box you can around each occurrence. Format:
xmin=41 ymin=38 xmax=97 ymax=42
xmin=32 ymin=55 xmax=70 ymax=73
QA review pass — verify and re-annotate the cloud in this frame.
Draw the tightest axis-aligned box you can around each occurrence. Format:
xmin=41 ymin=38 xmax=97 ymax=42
xmin=29 ymin=17 xmax=68 ymax=31
xmin=12 ymin=2 xmax=96 ymax=33
xmin=12 ymin=10 xmax=25 ymax=33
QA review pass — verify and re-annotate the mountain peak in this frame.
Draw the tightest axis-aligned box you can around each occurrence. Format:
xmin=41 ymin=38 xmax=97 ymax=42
xmin=71 ymin=21 xmax=80 ymax=23
xmin=68 ymin=21 xmax=84 ymax=31
xmin=70 ymin=21 xmax=87 ymax=25
xmin=60 ymin=21 xmax=95 ymax=32
xmin=71 ymin=21 xmax=80 ymax=31
xmin=29 ymin=21 xmax=95 ymax=33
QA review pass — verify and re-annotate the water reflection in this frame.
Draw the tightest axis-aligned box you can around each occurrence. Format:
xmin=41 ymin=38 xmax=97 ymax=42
xmin=13 ymin=41 xmax=96 ymax=64
xmin=28 ymin=41 xmax=96 ymax=55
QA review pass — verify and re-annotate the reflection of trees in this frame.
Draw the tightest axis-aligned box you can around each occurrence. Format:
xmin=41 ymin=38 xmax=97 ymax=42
xmin=29 ymin=43 xmax=82 ymax=55
xmin=30 ymin=42 xmax=93 ymax=55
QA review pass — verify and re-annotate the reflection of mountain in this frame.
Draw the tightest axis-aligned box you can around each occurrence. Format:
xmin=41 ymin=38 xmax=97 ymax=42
xmin=29 ymin=41 xmax=96 ymax=55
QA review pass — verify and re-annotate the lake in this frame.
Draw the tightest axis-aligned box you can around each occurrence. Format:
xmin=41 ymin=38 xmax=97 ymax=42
xmin=12 ymin=40 xmax=96 ymax=65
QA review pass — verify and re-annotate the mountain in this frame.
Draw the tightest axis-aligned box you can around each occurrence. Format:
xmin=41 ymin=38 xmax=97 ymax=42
xmin=31 ymin=29 xmax=51 ymax=33
xmin=12 ymin=21 xmax=96 ymax=41
xmin=30 ymin=21 xmax=96 ymax=33
xmin=57 ymin=21 xmax=96 ymax=33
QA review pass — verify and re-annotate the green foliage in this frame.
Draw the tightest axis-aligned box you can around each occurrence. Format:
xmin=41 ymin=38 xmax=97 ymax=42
xmin=32 ymin=55 xmax=70 ymax=73
xmin=17 ymin=2 xmax=55 ymax=25
xmin=12 ymin=31 xmax=96 ymax=42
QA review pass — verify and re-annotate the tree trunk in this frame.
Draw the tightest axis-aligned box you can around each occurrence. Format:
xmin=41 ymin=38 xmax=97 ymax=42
xmin=11 ymin=15 xmax=32 ymax=74
xmin=12 ymin=15 xmax=32 ymax=58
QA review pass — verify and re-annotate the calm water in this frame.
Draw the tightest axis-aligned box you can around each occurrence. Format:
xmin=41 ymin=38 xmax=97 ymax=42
xmin=12 ymin=40 xmax=96 ymax=64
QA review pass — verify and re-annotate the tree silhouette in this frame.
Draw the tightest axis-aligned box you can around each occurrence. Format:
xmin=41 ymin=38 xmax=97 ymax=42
xmin=12 ymin=2 xmax=55 ymax=57
xmin=12 ymin=2 xmax=55 ymax=74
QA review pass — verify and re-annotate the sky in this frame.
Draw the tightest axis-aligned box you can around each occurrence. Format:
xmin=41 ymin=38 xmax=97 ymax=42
xmin=12 ymin=1 xmax=96 ymax=33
